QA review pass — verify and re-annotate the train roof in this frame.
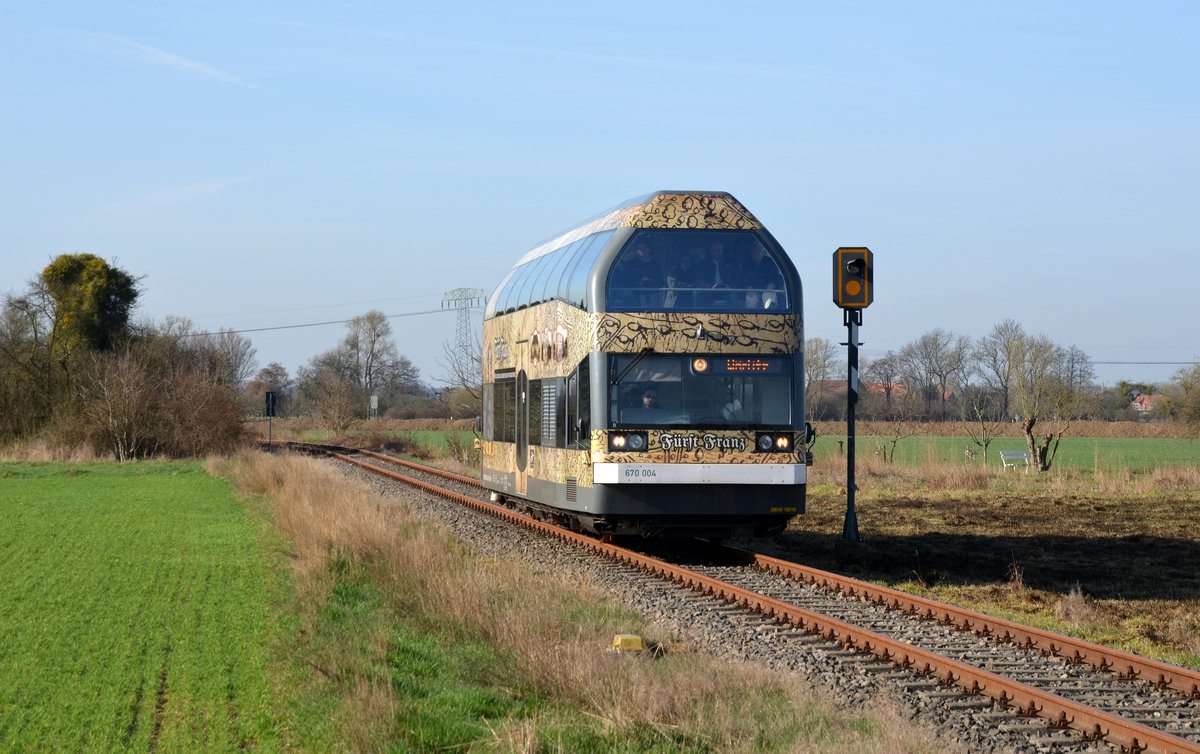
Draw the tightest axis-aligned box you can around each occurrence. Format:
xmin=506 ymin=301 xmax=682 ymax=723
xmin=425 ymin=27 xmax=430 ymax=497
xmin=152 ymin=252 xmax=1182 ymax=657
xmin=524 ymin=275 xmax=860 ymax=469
xmin=513 ymin=191 xmax=764 ymax=268
xmin=486 ymin=191 xmax=790 ymax=319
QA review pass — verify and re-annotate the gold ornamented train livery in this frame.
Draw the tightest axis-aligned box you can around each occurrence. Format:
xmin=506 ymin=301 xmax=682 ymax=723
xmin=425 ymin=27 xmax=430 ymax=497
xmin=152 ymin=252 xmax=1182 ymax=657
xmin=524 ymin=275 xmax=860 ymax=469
xmin=481 ymin=191 xmax=811 ymax=538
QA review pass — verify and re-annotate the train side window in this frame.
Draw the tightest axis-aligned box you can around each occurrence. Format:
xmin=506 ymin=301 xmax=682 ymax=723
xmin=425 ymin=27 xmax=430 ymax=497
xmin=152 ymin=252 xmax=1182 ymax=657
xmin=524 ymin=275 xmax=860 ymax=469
xmin=517 ymin=253 xmax=556 ymax=310
xmin=576 ymin=357 xmax=590 ymax=448
xmin=528 ymin=379 xmax=543 ymax=446
xmin=564 ymin=232 xmax=610 ymax=308
xmin=554 ymin=377 xmax=567 ymax=448
xmin=495 ymin=266 xmax=526 ymax=315
xmin=505 ymin=262 xmax=538 ymax=312
xmin=565 ymin=361 xmax=590 ymax=449
xmin=540 ymin=241 xmax=578 ymax=305
xmin=494 ymin=376 xmax=515 ymax=442
xmin=483 ymin=382 xmax=493 ymax=441
xmin=566 ymin=370 xmax=578 ymax=448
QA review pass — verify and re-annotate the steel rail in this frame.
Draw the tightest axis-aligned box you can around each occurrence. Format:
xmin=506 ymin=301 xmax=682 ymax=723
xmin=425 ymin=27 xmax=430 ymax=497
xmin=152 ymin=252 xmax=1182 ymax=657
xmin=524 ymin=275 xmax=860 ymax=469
xmin=337 ymin=440 xmax=1200 ymax=703
xmin=354 ymin=447 xmax=482 ymax=488
xmin=290 ymin=442 xmax=1200 ymax=754
xmin=746 ymin=551 xmax=1200 ymax=703
xmin=354 ymin=436 xmax=1200 ymax=704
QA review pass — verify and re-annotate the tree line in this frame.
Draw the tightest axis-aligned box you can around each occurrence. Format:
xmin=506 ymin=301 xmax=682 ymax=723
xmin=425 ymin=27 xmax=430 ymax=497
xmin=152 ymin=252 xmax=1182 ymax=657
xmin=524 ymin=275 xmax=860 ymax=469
xmin=2 ymin=255 xmax=456 ymax=460
xmin=805 ymin=321 xmax=1200 ymax=470
xmin=1 ymin=254 xmax=253 ymax=459
xmin=247 ymin=310 xmax=467 ymax=433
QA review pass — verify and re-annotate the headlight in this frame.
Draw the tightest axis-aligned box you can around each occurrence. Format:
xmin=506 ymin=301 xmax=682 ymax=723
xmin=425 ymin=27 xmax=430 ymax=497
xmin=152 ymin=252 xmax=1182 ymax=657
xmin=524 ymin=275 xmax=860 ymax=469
xmin=755 ymin=432 xmax=794 ymax=453
xmin=608 ymin=432 xmax=648 ymax=452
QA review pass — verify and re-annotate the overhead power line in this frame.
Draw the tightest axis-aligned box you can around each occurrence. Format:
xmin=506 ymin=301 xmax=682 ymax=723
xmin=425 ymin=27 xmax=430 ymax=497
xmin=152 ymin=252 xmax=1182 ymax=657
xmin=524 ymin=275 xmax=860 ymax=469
xmin=182 ymin=307 xmax=449 ymax=337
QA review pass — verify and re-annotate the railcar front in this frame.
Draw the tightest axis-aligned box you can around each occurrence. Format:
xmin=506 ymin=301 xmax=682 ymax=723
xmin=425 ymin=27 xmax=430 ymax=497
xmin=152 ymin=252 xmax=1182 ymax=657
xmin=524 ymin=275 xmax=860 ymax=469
xmin=481 ymin=191 xmax=809 ymax=538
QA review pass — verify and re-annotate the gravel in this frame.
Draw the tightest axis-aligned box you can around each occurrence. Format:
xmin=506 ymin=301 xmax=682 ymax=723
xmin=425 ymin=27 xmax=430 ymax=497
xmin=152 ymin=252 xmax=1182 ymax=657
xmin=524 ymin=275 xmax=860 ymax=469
xmin=339 ymin=458 xmax=1118 ymax=754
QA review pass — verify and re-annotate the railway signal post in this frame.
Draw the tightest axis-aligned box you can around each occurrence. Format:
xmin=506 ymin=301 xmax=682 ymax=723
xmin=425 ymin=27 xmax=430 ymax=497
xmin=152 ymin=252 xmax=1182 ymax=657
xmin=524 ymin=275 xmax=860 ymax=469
xmin=833 ymin=247 xmax=873 ymax=543
xmin=265 ymin=391 xmax=277 ymax=446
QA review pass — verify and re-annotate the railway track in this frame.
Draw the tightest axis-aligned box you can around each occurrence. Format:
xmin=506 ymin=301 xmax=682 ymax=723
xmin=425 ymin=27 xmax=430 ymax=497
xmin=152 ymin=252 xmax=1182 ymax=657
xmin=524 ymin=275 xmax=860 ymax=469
xmin=277 ymin=441 xmax=1200 ymax=754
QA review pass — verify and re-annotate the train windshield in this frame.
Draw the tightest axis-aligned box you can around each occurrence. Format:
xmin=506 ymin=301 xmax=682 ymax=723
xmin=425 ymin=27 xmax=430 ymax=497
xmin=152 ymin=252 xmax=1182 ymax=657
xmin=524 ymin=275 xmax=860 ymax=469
xmin=606 ymin=229 xmax=790 ymax=313
xmin=609 ymin=353 xmax=792 ymax=429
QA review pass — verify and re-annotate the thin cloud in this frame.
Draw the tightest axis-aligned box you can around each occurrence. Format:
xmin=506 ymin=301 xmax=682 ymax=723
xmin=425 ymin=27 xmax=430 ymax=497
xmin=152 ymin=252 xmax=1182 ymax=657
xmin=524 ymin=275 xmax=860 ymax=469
xmin=106 ymin=34 xmax=259 ymax=89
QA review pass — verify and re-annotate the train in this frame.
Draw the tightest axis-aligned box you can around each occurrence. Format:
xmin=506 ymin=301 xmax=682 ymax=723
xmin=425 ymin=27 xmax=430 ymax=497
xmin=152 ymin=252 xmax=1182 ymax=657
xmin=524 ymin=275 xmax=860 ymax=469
xmin=479 ymin=191 xmax=811 ymax=539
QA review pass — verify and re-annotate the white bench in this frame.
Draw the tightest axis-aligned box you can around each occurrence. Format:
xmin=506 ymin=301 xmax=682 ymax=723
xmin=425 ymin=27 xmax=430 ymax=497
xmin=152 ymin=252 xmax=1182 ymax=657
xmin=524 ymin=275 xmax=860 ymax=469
xmin=1000 ymin=450 xmax=1031 ymax=470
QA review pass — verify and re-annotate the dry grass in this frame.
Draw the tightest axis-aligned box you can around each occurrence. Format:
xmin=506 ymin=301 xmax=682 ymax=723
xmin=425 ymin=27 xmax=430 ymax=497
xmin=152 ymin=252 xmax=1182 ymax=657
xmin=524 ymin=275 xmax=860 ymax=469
xmin=0 ymin=437 xmax=101 ymax=462
xmin=1167 ymin=610 xmax=1200 ymax=655
xmin=220 ymin=451 xmax=941 ymax=753
xmin=807 ymin=449 xmax=1200 ymax=497
xmin=782 ymin=447 xmax=1200 ymax=669
xmin=1053 ymin=586 xmax=1103 ymax=626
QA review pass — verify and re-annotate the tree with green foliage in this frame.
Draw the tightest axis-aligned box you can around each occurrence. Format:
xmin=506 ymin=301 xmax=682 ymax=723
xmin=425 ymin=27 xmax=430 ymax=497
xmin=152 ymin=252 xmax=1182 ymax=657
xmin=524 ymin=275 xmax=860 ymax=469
xmin=1116 ymin=380 xmax=1156 ymax=402
xmin=40 ymin=253 xmax=140 ymax=365
xmin=1 ymin=254 xmax=140 ymax=441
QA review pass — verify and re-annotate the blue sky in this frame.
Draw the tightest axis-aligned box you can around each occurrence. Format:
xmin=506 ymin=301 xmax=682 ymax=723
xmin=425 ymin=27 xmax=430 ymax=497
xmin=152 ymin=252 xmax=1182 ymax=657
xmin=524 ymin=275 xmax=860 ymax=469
xmin=3 ymin=1 xmax=1197 ymax=388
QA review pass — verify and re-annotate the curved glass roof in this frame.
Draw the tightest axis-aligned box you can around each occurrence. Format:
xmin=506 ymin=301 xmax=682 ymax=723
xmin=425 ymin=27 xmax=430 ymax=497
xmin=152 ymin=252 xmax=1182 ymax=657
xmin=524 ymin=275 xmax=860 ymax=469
xmin=484 ymin=191 xmax=774 ymax=318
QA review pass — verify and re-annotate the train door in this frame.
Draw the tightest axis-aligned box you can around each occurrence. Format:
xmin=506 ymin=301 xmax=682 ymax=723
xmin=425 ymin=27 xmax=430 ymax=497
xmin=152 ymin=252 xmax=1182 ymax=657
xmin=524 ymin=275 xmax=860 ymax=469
xmin=515 ymin=369 xmax=529 ymax=494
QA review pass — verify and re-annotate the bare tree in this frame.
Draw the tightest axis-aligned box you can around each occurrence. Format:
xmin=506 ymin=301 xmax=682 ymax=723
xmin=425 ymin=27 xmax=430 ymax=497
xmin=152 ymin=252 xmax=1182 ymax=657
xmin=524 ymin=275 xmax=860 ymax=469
xmin=958 ymin=381 xmax=1004 ymax=466
xmin=0 ymin=293 xmax=56 ymax=438
xmin=973 ymin=319 xmax=1023 ymax=420
xmin=898 ymin=328 xmax=970 ymax=419
xmin=298 ymin=311 xmax=431 ymax=423
xmin=246 ymin=362 xmax=295 ymax=417
xmin=76 ymin=347 xmax=156 ymax=461
xmin=1174 ymin=362 xmax=1200 ymax=432
xmin=804 ymin=336 xmax=840 ymax=420
xmin=343 ymin=310 xmax=399 ymax=399
xmin=206 ymin=328 xmax=257 ymax=387
xmin=862 ymin=416 xmax=918 ymax=463
xmin=73 ymin=322 xmax=246 ymax=460
xmin=1010 ymin=331 xmax=1092 ymax=471
xmin=298 ymin=360 xmax=359 ymax=434
xmin=861 ymin=351 xmax=903 ymax=419
xmin=437 ymin=330 xmax=482 ymax=419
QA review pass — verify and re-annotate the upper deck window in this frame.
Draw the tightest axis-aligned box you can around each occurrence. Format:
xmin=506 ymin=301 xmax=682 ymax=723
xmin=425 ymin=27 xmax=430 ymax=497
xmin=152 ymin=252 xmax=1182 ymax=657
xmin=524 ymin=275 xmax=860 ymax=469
xmin=485 ymin=230 xmax=615 ymax=317
xmin=606 ymin=230 xmax=790 ymax=313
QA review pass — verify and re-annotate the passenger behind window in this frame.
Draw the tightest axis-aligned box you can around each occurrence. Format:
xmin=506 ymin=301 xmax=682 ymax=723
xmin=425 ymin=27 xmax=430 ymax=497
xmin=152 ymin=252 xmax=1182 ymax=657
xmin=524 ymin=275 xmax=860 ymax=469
xmin=742 ymin=246 xmax=785 ymax=309
xmin=696 ymin=240 xmax=744 ymax=309
xmin=614 ymin=240 xmax=664 ymax=308
xmin=664 ymin=252 xmax=702 ymax=308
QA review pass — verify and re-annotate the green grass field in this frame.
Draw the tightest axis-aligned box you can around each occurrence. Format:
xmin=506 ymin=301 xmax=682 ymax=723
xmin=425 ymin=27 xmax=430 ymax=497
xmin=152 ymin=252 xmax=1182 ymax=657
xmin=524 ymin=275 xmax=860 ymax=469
xmin=0 ymin=462 xmax=279 ymax=752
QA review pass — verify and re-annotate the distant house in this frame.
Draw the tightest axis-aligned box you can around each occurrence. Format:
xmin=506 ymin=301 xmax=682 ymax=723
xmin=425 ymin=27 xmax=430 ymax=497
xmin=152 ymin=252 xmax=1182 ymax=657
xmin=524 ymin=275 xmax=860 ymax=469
xmin=865 ymin=382 xmax=908 ymax=397
xmin=809 ymin=380 xmax=908 ymax=398
xmin=1131 ymin=394 xmax=1166 ymax=412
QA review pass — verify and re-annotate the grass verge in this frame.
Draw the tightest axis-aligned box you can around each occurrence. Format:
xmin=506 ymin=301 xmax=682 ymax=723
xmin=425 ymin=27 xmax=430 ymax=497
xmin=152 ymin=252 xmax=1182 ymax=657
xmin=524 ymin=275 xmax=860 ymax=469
xmin=221 ymin=451 xmax=939 ymax=753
